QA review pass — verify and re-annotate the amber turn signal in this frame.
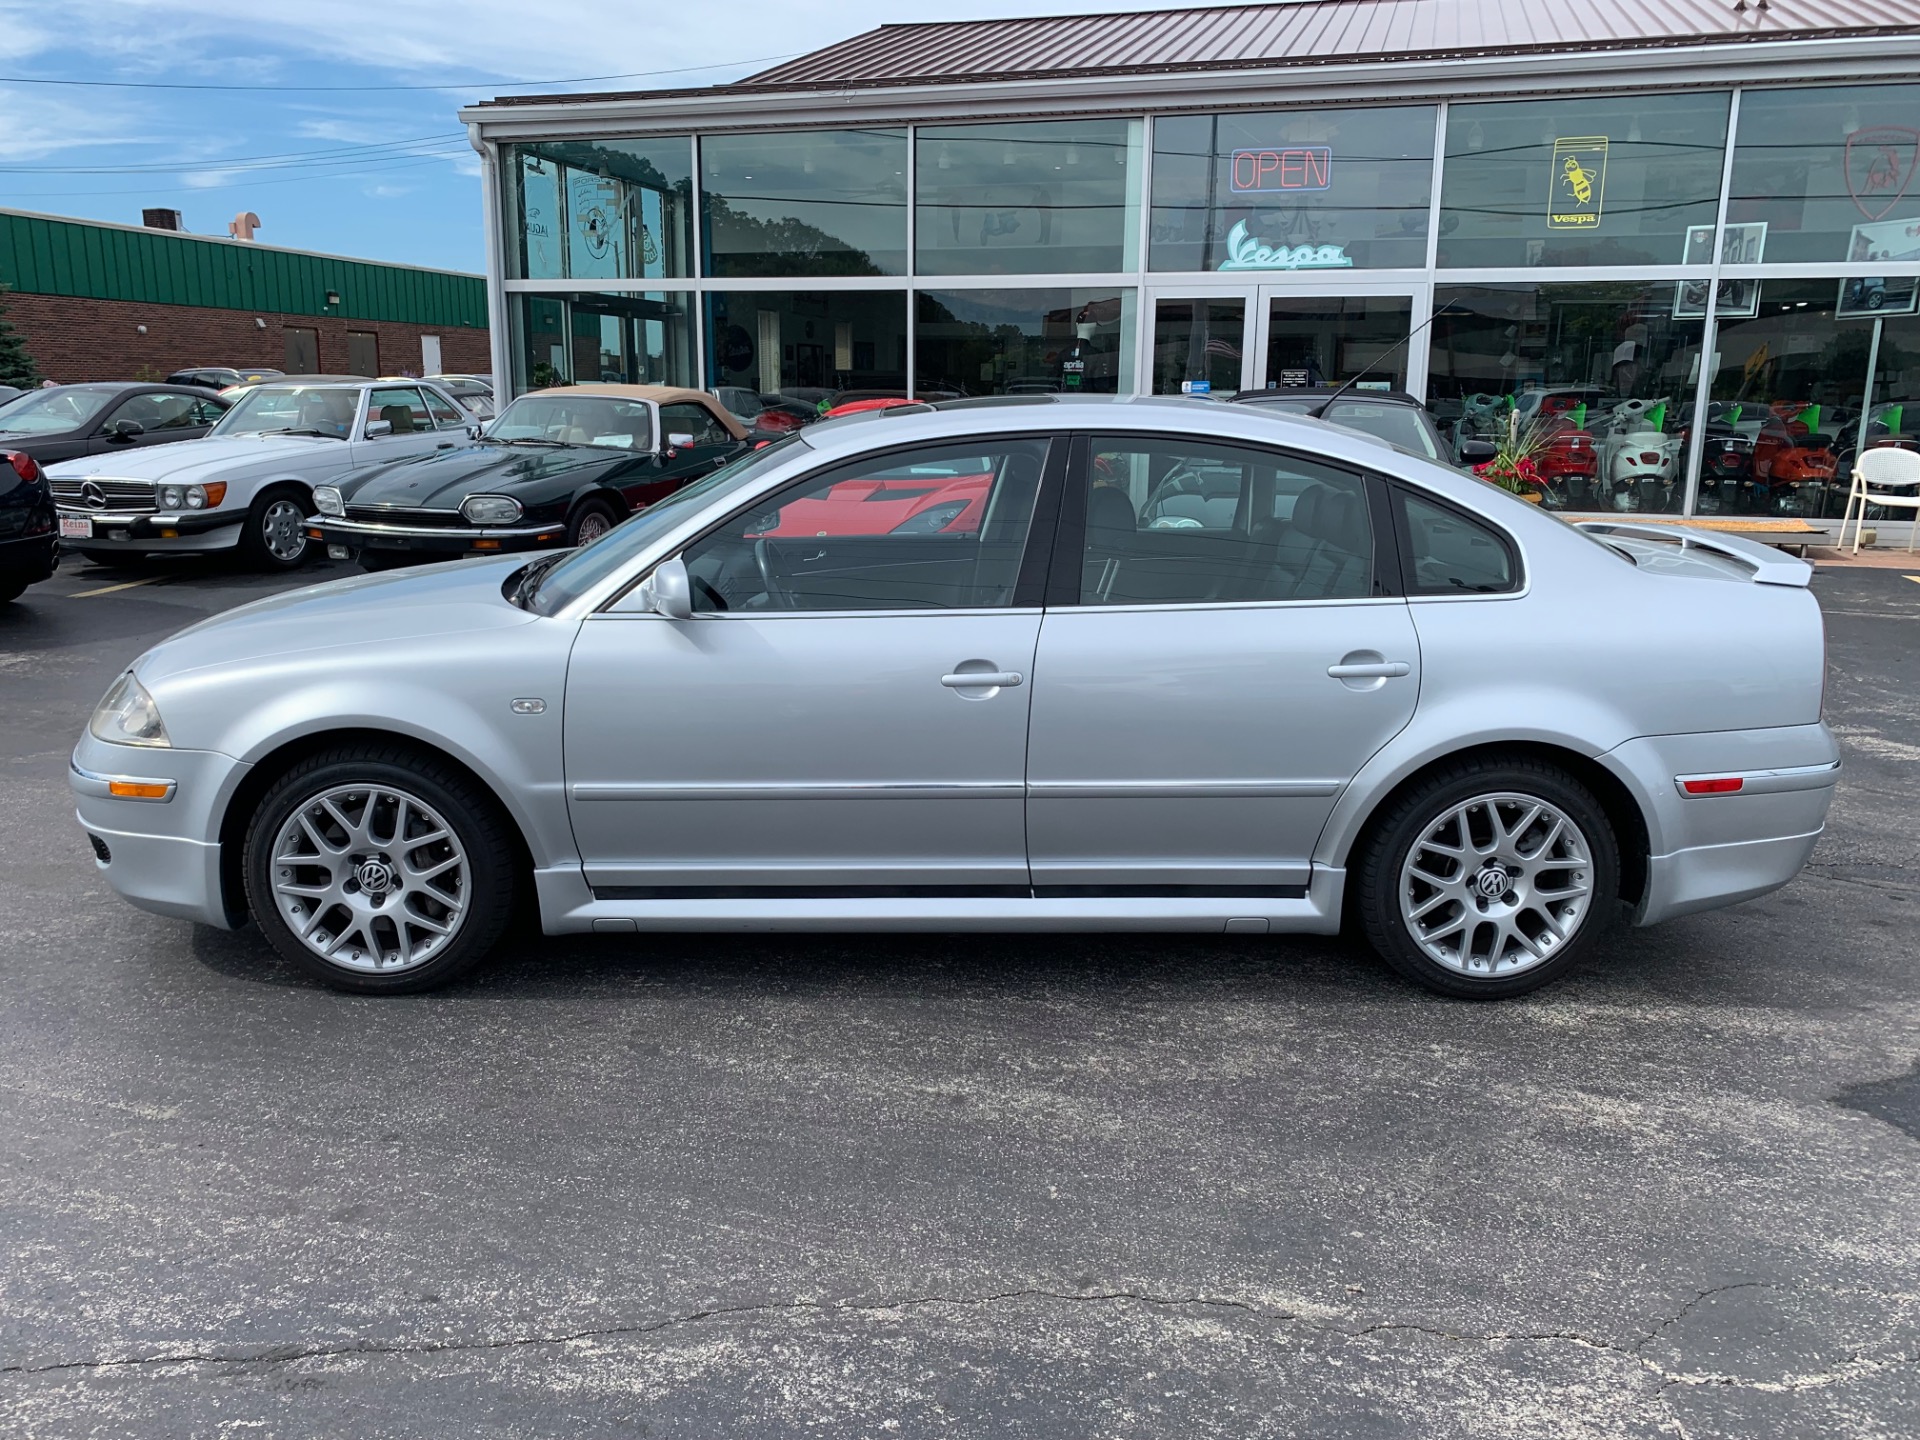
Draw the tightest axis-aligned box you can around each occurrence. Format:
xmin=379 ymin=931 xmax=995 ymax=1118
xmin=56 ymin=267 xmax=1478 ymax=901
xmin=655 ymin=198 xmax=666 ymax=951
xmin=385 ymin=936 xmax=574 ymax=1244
xmin=107 ymin=781 xmax=170 ymax=799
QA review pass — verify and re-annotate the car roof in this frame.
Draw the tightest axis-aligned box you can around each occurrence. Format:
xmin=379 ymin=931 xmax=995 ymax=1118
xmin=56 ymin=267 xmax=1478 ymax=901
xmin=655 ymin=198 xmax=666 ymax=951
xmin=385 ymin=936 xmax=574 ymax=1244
xmin=528 ymin=383 xmax=715 ymax=405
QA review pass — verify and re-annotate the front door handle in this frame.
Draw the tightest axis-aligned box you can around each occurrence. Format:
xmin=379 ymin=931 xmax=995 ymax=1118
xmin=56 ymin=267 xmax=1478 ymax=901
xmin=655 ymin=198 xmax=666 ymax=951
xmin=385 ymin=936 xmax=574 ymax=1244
xmin=1327 ymin=660 xmax=1411 ymax=679
xmin=941 ymin=671 xmax=1023 ymax=688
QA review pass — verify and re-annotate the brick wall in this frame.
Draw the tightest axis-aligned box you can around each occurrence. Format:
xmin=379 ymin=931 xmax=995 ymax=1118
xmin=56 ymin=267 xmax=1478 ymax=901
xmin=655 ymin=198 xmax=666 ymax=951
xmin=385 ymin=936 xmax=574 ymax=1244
xmin=1 ymin=292 xmax=490 ymax=382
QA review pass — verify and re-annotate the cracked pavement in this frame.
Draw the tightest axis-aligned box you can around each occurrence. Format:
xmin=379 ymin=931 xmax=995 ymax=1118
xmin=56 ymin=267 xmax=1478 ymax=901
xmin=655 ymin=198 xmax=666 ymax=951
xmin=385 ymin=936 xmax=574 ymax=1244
xmin=2 ymin=557 xmax=1917 ymax=1437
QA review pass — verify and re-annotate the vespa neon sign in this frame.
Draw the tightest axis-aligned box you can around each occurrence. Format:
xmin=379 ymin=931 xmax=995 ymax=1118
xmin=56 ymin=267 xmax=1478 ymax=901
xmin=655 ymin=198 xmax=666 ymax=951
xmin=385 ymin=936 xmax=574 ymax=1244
xmin=1230 ymin=146 xmax=1333 ymax=192
xmin=1217 ymin=220 xmax=1353 ymax=271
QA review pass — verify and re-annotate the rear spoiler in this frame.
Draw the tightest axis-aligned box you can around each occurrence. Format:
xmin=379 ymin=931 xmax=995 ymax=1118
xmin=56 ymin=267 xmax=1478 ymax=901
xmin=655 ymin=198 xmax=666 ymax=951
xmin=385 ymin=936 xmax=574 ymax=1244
xmin=1574 ymin=521 xmax=1815 ymax=588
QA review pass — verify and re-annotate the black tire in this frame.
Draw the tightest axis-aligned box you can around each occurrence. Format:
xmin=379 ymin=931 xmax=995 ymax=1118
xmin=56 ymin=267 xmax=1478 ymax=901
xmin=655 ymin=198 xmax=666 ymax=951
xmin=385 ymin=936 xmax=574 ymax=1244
xmin=242 ymin=745 xmax=520 ymax=994
xmin=0 ymin=574 xmax=29 ymax=603
xmin=73 ymin=548 xmax=147 ymax=569
xmin=567 ymin=496 xmax=620 ymax=547
xmin=1354 ymin=755 xmax=1620 ymax=1000
xmin=237 ymin=484 xmax=312 ymax=572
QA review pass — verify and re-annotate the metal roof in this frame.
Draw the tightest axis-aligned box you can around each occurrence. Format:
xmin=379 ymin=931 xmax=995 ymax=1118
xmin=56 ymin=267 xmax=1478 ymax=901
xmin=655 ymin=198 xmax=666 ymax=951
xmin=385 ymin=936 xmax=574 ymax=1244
xmin=737 ymin=0 xmax=1920 ymax=88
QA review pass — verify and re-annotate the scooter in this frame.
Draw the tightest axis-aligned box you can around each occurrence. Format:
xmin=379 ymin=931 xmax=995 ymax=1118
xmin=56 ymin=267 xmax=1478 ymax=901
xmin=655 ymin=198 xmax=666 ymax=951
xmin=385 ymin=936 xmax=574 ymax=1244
xmin=1599 ymin=398 xmax=1681 ymax=511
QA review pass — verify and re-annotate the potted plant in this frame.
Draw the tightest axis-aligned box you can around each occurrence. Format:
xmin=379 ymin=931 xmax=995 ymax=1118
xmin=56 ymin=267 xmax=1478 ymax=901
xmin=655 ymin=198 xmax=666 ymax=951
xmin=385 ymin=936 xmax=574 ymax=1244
xmin=1474 ymin=412 xmax=1553 ymax=502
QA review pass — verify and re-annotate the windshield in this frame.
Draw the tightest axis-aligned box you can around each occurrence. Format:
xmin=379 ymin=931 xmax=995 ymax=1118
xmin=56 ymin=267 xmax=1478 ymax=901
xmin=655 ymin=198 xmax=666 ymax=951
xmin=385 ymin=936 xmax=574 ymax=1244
xmin=525 ymin=434 xmax=810 ymax=616
xmin=0 ymin=387 xmax=115 ymax=436
xmin=488 ymin=394 xmax=654 ymax=451
xmin=214 ymin=385 xmax=358 ymax=439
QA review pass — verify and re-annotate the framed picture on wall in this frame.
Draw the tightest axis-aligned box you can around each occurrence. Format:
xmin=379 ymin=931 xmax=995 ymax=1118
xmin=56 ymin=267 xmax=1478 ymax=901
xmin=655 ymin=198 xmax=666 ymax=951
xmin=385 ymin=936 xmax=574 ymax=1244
xmin=1674 ymin=223 xmax=1765 ymax=318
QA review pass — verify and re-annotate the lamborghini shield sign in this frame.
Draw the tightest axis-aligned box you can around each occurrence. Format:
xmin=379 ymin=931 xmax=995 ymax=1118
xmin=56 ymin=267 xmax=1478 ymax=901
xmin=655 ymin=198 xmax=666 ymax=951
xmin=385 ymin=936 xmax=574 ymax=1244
xmin=1549 ymin=137 xmax=1608 ymax=229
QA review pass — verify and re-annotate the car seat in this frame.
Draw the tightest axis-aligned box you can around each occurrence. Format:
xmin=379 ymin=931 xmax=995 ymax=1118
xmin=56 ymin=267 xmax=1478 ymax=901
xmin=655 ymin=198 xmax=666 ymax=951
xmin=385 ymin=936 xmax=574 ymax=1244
xmin=378 ymin=404 xmax=415 ymax=434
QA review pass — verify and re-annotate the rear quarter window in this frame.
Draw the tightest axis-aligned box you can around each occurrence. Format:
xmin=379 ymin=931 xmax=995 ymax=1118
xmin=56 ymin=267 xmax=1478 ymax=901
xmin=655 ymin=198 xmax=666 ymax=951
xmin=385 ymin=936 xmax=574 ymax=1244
xmin=1395 ymin=489 xmax=1520 ymax=595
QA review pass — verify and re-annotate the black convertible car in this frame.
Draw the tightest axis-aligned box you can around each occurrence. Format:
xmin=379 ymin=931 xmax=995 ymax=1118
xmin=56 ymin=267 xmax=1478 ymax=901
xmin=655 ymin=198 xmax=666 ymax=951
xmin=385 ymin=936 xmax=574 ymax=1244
xmin=0 ymin=383 xmax=229 ymax=465
xmin=308 ymin=385 xmax=749 ymax=569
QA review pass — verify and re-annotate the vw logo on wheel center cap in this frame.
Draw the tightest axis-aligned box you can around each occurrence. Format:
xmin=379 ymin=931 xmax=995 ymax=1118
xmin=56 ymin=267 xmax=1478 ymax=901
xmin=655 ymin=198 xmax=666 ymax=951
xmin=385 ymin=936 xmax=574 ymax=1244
xmin=1475 ymin=866 xmax=1512 ymax=899
xmin=354 ymin=858 xmax=396 ymax=895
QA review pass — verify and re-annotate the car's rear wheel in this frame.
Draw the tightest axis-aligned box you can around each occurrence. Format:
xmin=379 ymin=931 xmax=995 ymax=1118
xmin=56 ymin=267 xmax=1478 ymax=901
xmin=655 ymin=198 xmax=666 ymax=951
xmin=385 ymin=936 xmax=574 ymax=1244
xmin=567 ymin=497 xmax=619 ymax=547
xmin=238 ymin=485 xmax=311 ymax=571
xmin=1355 ymin=756 xmax=1619 ymax=999
xmin=242 ymin=746 xmax=519 ymax=994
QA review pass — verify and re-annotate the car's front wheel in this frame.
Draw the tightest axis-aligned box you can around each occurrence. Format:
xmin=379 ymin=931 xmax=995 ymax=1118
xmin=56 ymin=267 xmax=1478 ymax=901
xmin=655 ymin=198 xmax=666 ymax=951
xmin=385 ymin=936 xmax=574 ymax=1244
xmin=567 ymin=497 xmax=620 ymax=547
xmin=1355 ymin=757 xmax=1619 ymax=999
xmin=237 ymin=485 xmax=311 ymax=571
xmin=242 ymin=746 xmax=520 ymax=993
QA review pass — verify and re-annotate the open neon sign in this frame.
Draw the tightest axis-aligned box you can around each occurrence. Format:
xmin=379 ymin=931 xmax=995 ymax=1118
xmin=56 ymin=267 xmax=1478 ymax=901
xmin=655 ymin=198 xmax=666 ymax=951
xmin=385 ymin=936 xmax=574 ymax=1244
xmin=1230 ymin=146 xmax=1333 ymax=192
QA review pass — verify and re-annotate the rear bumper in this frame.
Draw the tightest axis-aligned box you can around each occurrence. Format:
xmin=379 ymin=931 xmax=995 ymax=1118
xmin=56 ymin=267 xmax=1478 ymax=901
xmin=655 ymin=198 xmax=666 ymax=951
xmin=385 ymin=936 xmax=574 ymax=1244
xmin=309 ymin=515 xmax=567 ymax=557
xmin=1640 ymin=828 xmax=1824 ymax=926
xmin=0 ymin=530 xmax=58 ymax=577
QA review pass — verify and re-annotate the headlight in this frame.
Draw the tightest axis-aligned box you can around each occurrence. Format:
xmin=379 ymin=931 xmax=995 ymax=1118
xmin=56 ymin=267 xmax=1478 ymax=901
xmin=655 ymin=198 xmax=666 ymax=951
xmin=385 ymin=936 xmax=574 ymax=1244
xmin=159 ymin=485 xmax=185 ymax=509
xmin=313 ymin=486 xmax=344 ymax=517
xmin=89 ymin=672 xmax=171 ymax=748
xmin=461 ymin=494 xmax=523 ymax=525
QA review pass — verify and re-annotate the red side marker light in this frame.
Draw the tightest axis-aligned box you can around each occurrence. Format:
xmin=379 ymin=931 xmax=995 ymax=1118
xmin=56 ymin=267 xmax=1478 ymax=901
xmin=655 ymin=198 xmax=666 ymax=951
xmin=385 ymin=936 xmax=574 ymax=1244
xmin=1683 ymin=777 xmax=1744 ymax=795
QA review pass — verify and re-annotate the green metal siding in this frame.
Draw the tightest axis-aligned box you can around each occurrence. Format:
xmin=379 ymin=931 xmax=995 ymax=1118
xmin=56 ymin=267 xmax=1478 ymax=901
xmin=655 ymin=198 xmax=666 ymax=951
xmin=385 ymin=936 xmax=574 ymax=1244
xmin=0 ymin=211 xmax=487 ymax=328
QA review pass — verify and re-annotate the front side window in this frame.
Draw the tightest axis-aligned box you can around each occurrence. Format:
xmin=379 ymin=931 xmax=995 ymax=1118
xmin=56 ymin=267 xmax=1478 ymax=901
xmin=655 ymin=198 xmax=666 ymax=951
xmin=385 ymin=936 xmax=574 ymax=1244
xmin=368 ymin=387 xmax=433 ymax=435
xmin=683 ymin=438 xmax=1050 ymax=613
xmin=110 ymin=392 xmax=202 ymax=431
xmin=1396 ymin=490 xmax=1518 ymax=595
xmin=658 ymin=402 xmax=730 ymax=446
xmin=1075 ymin=438 xmax=1373 ymax=606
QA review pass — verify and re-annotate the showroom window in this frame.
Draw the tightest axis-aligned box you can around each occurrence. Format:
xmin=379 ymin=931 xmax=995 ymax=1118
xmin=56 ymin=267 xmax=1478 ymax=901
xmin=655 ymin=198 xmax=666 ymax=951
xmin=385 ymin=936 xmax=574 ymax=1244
xmin=1427 ymin=283 xmax=1708 ymax=514
xmin=1151 ymin=105 xmax=1436 ymax=272
xmin=1150 ymin=298 xmax=1247 ymax=396
xmin=916 ymin=120 xmax=1143 ymax=276
xmin=704 ymin=290 xmax=909 ymax=400
xmin=1439 ymin=93 xmax=1730 ymax=268
xmin=511 ymin=292 xmax=695 ymax=391
xmin=1704 ymin=277 xmax=1920 ymax=520
xmin=701 ymin=129 xmax=908 ymax=277
xmin=1729 ymin=84 xmax=1920 ymax=266
xmin=916 ymin=288 xmax=1137 ymax=397
xmin=508 ymin=138 xmax=693 ymax=281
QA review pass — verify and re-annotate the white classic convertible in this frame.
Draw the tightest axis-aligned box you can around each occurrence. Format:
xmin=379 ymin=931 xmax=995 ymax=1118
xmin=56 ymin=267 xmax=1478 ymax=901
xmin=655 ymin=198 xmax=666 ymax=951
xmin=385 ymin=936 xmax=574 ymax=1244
xmin=49 ymin=379 xmax=475 ymax=571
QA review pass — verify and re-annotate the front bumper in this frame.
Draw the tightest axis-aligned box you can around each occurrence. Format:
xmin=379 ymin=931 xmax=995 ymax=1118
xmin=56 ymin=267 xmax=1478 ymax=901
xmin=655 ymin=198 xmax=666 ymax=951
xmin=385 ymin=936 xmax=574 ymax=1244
xmin=71 ymin=736 xmax=250 ymax=929
xmin=57 ymin=506 xmax=242 ymax=552
xmin=308 ymin=515 xmax=567 ymax=557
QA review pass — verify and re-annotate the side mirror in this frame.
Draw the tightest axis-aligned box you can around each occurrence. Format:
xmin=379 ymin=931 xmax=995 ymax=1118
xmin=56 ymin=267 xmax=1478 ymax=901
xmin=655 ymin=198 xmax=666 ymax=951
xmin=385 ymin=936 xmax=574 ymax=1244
xmin=642 ymin=556 xmax=693 ymax=620
xmin=467 ymin=422 xmax=483 ymax=440
xmin=364 ymin=419 xmax=394 ymax=438
xmin=1457 ymin=438 xmax=1498 ymax=465
xmin=108 ymin=419 xmax=144 ymax=441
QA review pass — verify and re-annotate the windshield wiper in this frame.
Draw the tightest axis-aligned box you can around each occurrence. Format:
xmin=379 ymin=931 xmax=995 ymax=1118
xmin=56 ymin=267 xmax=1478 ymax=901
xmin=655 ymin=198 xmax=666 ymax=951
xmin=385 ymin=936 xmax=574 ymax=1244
xmin=255 ymin=427 xmax=334 ymax=438
xmin=508 ymin=552 xmax=568 ymax=611
xmin=499 ymin=437 xmax=567 ymax=447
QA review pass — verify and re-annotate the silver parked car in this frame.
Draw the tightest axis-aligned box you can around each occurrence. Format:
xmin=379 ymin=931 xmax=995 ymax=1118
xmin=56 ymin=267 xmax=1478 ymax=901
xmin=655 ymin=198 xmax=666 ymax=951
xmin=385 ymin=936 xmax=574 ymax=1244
xmin=70 ymin=397 xmax=1838 ymax=998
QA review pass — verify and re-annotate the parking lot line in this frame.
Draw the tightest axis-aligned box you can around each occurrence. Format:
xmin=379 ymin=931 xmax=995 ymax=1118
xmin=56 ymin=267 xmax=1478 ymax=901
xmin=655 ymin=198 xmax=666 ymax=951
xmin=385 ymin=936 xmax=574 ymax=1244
xmin=67 ymin=577 xmax=168 ymax=598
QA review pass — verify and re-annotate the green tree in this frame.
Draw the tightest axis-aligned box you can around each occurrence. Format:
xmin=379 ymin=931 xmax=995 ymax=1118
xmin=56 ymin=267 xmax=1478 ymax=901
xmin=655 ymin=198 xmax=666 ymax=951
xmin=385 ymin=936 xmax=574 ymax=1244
xmin=0 ymin=287 xmax=41 ymax=388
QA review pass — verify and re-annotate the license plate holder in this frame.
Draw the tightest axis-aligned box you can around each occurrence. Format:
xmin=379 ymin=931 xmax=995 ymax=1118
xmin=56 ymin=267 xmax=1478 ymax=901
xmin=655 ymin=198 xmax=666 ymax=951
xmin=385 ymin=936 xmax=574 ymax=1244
xmin=59 ymin=516 xmax=92 ymax=540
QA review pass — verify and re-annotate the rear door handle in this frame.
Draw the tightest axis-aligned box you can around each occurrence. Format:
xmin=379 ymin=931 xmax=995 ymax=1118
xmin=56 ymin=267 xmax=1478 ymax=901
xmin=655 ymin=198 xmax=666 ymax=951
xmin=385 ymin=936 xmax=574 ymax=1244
xmin=942 ymin=671 xmax=1023 ymax=688
xmin=1327 ymin=661 xmax=1411 ymax=679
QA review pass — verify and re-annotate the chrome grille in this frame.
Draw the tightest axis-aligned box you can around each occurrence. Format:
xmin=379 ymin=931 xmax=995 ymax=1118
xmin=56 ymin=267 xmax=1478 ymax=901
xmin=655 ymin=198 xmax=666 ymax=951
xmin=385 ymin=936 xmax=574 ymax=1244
xmin=50 ymin=477 xmax=157 ymax=514
xmin=344 ymin=505 xmax=469 ymax=529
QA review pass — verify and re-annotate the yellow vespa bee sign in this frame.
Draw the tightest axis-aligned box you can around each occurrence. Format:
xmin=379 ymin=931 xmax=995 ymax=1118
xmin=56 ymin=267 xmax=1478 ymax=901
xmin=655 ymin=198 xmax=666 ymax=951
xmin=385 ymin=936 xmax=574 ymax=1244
xmin=1549 ymin=137 xmax=1609 ymax=229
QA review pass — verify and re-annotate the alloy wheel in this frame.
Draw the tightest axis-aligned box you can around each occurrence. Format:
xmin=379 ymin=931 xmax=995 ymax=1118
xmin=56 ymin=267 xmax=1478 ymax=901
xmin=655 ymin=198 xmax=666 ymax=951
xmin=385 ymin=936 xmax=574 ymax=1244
xmin=1398 ymin=791 xmax=1594 ymax=978
xmin=267 ymin=783 xmax=469 ymax=973
xmin=261 ymin=498 xmax=308 ymax=562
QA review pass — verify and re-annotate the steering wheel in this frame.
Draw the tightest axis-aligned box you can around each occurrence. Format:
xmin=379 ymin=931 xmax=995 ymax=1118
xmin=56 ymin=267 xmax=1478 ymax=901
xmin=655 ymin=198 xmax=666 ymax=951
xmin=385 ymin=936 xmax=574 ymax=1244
xmin=753 ymin=537 xmax=794 ymax=610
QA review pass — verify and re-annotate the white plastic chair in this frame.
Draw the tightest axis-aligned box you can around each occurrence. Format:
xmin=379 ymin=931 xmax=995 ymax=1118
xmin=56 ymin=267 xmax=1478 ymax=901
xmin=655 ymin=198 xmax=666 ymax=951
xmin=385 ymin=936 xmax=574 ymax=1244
xmin=1837 ymin=446 xmax=1920 ymax=553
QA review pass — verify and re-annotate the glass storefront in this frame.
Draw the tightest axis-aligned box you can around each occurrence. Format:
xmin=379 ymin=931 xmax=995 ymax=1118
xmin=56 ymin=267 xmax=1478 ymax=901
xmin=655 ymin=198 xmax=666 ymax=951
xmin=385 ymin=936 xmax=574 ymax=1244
xmin=1428 ymin=283 xmax=1707 ymax=512
xmin=1439 ymin=93 xmax=1729 ymax=268
xmin=701 ymin=129 xmax=908 ymax=277
xmin=916 ymin=120 xmax=1143 ymax=276
xmin=487 ymin=82 xmax=1920 ymax=524
xmin=507 ymin=139 xmax=694 ymax=281
xmin=1729 ymin=85 xmax=1920 ymax=266
xmin=704 ymin=290 xmax=909 ymax=399
xmin=917 ymin=288 xmax=1137 ymax=396
xmin=511 ymin=292 xmax=695 ymax=391
xmin=1151 ymin=105 xmax=1435 ymax=272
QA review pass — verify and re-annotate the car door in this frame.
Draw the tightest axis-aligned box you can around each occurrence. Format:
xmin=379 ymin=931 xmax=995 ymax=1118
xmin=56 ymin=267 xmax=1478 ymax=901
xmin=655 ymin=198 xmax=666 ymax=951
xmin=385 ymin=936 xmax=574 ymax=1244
xmin=657 ymin=400 xmax=740 ymax=486
xmin=1023 ymin=434 xmax=1421 ymax=895
xmin=563 ymin=434 xmax=1059 ymax=895
xmin=90 ymin=391 xmax=205 ymax=454
xmin=353 ymin=386 xmax=449 ymax=469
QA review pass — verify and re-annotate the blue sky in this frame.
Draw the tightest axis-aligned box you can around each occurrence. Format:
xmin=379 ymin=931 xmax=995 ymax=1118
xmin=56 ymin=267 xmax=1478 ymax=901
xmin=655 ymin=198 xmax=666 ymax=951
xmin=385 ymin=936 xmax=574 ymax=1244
xmin=0 ymin=1 xmax=1238 ymax=275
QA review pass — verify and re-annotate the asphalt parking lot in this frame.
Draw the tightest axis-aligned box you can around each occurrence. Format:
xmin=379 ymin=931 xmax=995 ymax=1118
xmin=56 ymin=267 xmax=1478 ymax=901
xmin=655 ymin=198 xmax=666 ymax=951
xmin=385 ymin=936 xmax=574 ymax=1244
xmin=2 ymin=552 xmax=1917 ymax=1438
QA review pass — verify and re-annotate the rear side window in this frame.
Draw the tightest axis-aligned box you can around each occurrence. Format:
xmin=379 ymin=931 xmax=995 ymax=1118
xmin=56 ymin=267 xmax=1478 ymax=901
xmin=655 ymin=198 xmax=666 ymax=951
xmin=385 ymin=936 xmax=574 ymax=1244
xmin=1395 ymin=490 xmax=1519 ymax=595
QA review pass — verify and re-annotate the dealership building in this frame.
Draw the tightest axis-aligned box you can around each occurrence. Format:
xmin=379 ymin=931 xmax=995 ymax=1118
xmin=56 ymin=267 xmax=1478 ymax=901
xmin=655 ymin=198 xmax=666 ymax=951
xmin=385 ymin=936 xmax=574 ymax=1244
xmin=461 ymin=0 xmax=1920 ymax=520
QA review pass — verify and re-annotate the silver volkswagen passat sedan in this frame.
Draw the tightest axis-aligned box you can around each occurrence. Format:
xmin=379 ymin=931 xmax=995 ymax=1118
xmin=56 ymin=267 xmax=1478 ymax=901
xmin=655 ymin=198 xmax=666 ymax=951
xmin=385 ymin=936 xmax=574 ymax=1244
xmin=71 ymin=397 xmax=1839 ymax=998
